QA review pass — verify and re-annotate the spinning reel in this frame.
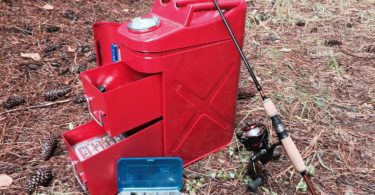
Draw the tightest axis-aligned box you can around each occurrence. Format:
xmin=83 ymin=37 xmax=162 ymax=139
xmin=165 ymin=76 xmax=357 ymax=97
xmin=237 ymin=123 xmax=281 ymax=192
xmin=215 ymin=1 xmax=317 ymax=193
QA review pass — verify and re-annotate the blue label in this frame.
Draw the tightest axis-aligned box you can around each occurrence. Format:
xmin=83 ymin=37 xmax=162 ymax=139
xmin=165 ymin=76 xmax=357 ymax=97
xmin=111 ymin=44 xmax=119 ymax=62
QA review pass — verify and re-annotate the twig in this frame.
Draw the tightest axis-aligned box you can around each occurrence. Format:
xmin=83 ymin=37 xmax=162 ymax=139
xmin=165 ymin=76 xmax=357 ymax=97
xmin=340 ymin=49 xmax=375 ymax=59
xmin=12 ymin=113 xmax=31 ymax=142
xmin=272 ymin=128 xmax=325 ymax=179
xmin=183 ymin=178 xmax=207 ymax=195
xmin=317 ymin=152 xmax=334 ymax=173
xmin=0 ymin=99 xmax=72 ymax=116
xmin=238 ymin=106 xmax=264 ymax=125
xmin=1 ymin=123 xmax=6 ymax=143
xmin=185 ymin=169 xmax=219 ymax=181
xmin=7 ymin=151 xmax=29 ymax=159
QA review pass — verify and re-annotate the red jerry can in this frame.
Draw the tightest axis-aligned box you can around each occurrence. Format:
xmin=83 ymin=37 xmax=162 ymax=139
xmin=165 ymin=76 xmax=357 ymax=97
xmin=62 ymin=0 xmax=247 ymax=194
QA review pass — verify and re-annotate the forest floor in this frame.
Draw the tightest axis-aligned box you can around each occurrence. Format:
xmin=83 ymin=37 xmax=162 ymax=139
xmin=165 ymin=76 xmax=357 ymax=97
xmin=0 ymin=0 xmax=374 ymax=194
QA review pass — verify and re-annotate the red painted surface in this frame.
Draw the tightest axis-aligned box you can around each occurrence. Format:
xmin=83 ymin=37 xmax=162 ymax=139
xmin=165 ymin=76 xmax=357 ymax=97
xmin=63 ymin=120 xmax=164 ymax=195
xmin=80 ymin=62 xmax=163 ymax=136
xmin=62 ymin=0 xmax=246 ymax=194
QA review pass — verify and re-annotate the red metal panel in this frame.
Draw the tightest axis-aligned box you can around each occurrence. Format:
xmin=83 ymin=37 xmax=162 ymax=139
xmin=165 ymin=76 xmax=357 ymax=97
xmin=63 ymin=0 xmax=247 ymax=194
xmin=162 ymin=39 xmax=242 ymax=165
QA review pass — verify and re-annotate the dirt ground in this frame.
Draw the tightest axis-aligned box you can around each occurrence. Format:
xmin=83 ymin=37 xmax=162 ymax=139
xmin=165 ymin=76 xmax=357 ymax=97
xmin=0 ymin=0 xmax=374 ymax=195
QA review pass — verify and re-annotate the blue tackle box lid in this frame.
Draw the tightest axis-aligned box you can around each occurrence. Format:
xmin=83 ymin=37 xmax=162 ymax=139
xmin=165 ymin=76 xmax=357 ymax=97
xmin=117 ymin=157 xmax=183 ymax=192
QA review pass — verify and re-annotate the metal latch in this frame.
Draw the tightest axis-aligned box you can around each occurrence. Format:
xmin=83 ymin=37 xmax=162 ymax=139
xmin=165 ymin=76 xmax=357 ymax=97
xmin=86 ymin=96 xmax=104 ymax=127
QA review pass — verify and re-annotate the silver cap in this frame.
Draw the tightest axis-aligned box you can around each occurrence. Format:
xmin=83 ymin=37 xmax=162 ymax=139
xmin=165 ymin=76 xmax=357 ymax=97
xmin=128 ymin=16 xmax=160 ymax=32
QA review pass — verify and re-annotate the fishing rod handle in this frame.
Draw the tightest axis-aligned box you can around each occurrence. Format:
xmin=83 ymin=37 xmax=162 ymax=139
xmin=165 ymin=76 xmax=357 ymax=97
xmin=263 ymin=99 xmax=279 ymax=117
xmin=263 ymin=99 xmax=306 ymax=172
xmin=280 ymin=136 xmax=306 ymax=172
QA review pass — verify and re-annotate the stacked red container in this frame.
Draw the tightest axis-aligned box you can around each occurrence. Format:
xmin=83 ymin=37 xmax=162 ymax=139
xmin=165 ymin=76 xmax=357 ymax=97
xmin=62 ymin=0 xmax=247 ymax=194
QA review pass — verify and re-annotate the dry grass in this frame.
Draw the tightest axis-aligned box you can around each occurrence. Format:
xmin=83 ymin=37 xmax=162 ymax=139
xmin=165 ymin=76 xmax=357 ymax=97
xmin=1 ymin=0 xmax=374 ymax=194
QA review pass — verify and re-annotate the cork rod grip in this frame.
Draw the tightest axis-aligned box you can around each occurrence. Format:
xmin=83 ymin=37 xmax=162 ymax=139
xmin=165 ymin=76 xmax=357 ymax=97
xmin=281 ymin=136 xmax=306 ymax=172
xmin=263 ymin=99 xmax=278 ymax=117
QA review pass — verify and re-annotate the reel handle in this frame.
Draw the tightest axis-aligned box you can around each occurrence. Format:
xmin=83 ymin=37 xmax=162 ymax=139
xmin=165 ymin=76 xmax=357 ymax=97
xmin=248 ymin=177 xmax=262 ymax=192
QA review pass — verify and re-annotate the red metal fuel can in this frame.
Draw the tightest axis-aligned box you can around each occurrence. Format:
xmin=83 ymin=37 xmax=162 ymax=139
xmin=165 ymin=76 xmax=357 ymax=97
xmin=62 ymin=0 xmax=247 ymax=194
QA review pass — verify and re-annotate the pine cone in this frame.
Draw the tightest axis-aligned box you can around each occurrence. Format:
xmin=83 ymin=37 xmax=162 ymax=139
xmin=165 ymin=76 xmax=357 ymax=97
xmin=46 ymin=25 xmax=60 ymax=33
xmin=73 ymin=94 xmax=86 ymax=104
xmin=64 ymin=10 xmax=78 ymax=21
xmin=325 ymin=39 xmax=342 ymax=46
xmin=75 ymin=64 xmax=87 ymax=74
xmin=3 ymin=95 xmax=26 ymax=109
xmin=44 ymin=85 xmax=72 ymax=101
xmin=41 ymin=134 xmax=58 ymax=161
xmin=295 ymin=20 xmax=306 ymax=27
xmin=237 ymin=87 xmax=255 ymax=100
xmin=77 ymin=45 xmax=91 ymax=54
xmin=25 ymin=167 xmax=53 ymax=194
xmin=87 ymin=53 xmax=96 ymax=63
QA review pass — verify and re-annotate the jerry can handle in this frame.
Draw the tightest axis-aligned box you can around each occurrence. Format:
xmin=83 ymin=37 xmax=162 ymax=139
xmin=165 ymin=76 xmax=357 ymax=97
xmin=175 ymin=0 xmax=241 ymax=26
xmin=85 ymin=96 xmax=104 ymax=127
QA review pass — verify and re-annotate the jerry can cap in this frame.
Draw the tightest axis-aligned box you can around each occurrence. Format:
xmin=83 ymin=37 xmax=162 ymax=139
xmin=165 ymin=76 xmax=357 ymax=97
xmin=128 ymin=16 xmax=160 ymax=33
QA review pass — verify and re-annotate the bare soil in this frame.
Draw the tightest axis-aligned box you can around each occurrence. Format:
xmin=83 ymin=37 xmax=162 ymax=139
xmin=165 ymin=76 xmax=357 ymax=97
xmin=1 ymin=0 xmax=374 ymax=195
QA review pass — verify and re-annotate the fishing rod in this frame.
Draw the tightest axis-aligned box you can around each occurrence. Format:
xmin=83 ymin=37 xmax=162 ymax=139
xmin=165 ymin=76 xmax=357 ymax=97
xmin=213 ymin=0 xmax=317 ymax=194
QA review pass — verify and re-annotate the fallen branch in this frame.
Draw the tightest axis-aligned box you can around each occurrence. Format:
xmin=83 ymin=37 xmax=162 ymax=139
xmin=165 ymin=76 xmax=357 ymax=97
xmin=0 ymin=99 xmax=72 ymax=116
xmin=272 ymin=128 xmax=325 ymax=179
xmin=340 ymin=49 xmax=375 ymax=59
xmin=238 ymin=106 xmax=264 ymax=125
xmin=272 ymin=150 xmax=315 ymax=180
